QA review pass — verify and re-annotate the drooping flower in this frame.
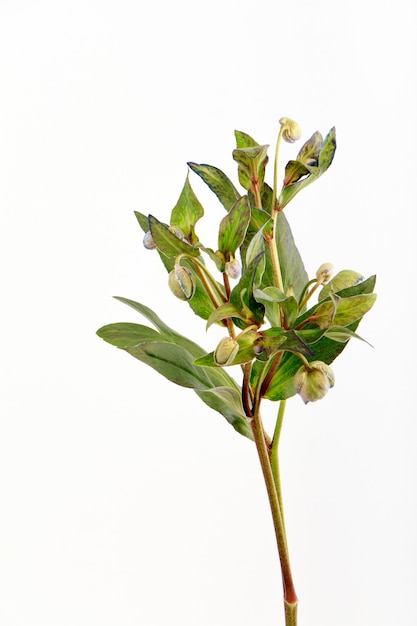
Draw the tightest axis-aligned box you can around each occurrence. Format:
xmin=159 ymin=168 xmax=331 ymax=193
xmin=294 ymin=361 xmax=335 ymax=403
xmin=168 ymin=264 xmax=195 ymax=301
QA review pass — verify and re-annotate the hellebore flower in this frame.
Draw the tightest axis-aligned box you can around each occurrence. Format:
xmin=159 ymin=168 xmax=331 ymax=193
xmin=168 ymin=264 xmax=195 ymax=301
xmin=214 ymin=337 xmax=239 ymax=366
xmin=294 ymin=360 xmax=335 ymax=404
xmin=143 ymin=231 xmax=157 ymax=250
xmin=279 ymin=117 xmax=302 ymax=143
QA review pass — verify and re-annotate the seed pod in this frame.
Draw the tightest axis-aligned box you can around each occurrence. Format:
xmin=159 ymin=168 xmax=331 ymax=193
xmin=214 ymin=337 xmax=239 ymax=366
xmin=143 ymin=231 xmax=157 ymax=250
xmin=279 ymin=117 xmax=302 ymax=143
xmin=294 ymin=360 xmax=335 ymax=404
xmin=168 ymin=264 xmax=195 ymax=301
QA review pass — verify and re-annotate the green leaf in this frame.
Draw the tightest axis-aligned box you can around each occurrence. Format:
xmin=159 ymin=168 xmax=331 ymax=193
xmin=187 ymin=162 xmax=241 ymax=212
xmin=134 ymin=210 xmax=149 ymax=232
xmin=245 ymin=225 xmax=266 ymax=288
xmin=319 ymin=270 xmax=365 ymax=301
xmin=275 ymin=210 xmax=309 ymax=302
xmin=234 ymin=130 xmax=259 ymax=149
xmin=125 ymin=341 xmax=218 ymax=390
xmin=112 ymin=297 xmax=206 ymax=357
xmin=254 ymin=286 xmax=299 ymax=328
xmin=296 ymin=131 xmax=323 ymax=165
xmin=233 ymin=144 xmax=269 ymax=191
xmin=96 ymin=322 xmax=165 ymax=348
xmin=324 ymin=326 xmax=372 ymax=345
xmin=282 ymin=160 xmax=311 ymax=186
xmin=149 ymin=215 xmax=200 ymax=258
xmin=170 ymin=174 xmax=204 ymax=245
xmin=230 ymin=253 xmax=265 ymax=327
xmin=257 ymin=328 xmax=313 ymax=360
xmin=206 ymin=302 xmax=248 ymax=329
xmin=218 ymin=196 xmax=251 ymax=256
xmin=194 ymin=386 xmax=253 ymax=440
xmin=277 ymin=127 xmax=337 ymax=210
xmin=319 ymin=127 xmax=337 ymax=173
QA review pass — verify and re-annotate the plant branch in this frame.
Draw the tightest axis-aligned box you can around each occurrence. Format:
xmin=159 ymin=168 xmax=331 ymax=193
xmin=250 ymin=393 xmax=298 ymax=617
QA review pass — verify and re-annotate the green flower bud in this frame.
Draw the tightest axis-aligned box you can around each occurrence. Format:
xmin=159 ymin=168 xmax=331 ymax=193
xmin=168 ymin=264 xmax=195 ymax=301
xmin=316 ymin=263 xmax=334 ymax=284
xmin=225 ymin=257 xmax=241 ymax=280
xmin=169 ymin=225 xmax=189 ymax=243
xmin=214 ymin=337 xmax=239 ymax=366
xmin=279 ymin=117 xmax=302 ymax=143
xmin=143 ymin=231 xmax=157 ymax=250
xmin=294 ymin=360 xmax=335 ymax=404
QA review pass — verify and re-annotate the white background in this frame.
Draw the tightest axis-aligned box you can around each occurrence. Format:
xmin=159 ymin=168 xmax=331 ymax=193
xmin=0 ymin=1 xmax=416 ymax=625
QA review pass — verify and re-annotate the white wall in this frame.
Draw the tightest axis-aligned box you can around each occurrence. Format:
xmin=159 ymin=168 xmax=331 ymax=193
xmin=1 ymin=1 xmax=416 ymax=625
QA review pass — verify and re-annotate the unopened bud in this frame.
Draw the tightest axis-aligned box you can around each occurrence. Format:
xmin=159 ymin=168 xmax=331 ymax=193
xmin=279 ymin=117 xmax=302 ymax=143
xmin=168 ymin=264 xmax=195 ymax=301
xmin=225 ymin=257 xmax=241 ymax=280
xmin=294 ymin=360 xmax=335 ymax=404
xmin=169 ymin=224 xmax=189 ymax=243
xmin=316 ymin=263 xmax=334 ymax=284
xmin=143 ymin=231 xmax=157 ymax=250
xmin=214 ymin=337 xmax=239 ymax=366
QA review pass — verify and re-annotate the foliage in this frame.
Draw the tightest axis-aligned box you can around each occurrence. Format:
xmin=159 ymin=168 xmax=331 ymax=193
xmin=97 ymin=121 xmax=376 ymax=435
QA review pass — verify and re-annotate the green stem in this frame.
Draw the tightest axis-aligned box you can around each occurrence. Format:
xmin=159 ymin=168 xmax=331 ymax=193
xmin=272 ymin=126 xmax=285 ymax=215
xmin=264 ymin=124 xmax=286 ymax=302
xmin=250 ymin=393 xmax=297 ymax=623
xmin=271 ymin=400 xmax=287 ymax=530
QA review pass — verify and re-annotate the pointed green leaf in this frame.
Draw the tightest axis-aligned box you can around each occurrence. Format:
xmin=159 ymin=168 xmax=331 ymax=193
xmin=206 ymin=302 xmax=248 ymax=329
xmin=96 ymin=322 xmax=165 ymax=348
xmin=234 ymin=130 xmax=259 ymax=149
xmin=296 ymin=131 xmax=323 ymax=165
xmin=254 ymin=287 xmax=299 ymax=328
xmin=187 ymin=162 xmax=241 ymax=212
xmin=149 ymin=215 xmax=200 ymax=258
xmin=134 ymin=210 xmax=149 ymax=232
xmin=332 ymin=293 xmax=377 ymax=326
xmin=275 ymin=210 xmax=309 ymax=302
xmin=324 ymin=326 xmax=372 ymax=345
xmin=277 ymin=127 xmax=337 ymax=210
xmin=319 ymin=270 xmax=365 ymax=301
xmin=233 ymin=144 xmax=269 ymax=191
xmin=125 ymin=342 xmax=217 ymax=389
xmin=194 ymin=386 xmax=253 ymax=440
xmin=170 ymin=174 xmax=204 ymax=245
xmin=318 ymin=127 xmax=337 ymax=173
xmin=218 ymin=196 xmax=251 ymax=256
xmin=112 ymin=297 xmax=206 ymax=357
xmin=283 ymin=160 xmax=311 ymax=186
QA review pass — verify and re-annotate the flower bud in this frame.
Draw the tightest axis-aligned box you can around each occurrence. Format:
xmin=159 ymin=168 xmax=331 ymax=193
xmin=168 ymin=264 xmax=195 ymax=301
xmin=225 ymin=257 xmax=241 ymax=280
xmin=214 ymin=337 xmax=239 ymax=366
xmin=169 ymin=224 xmax=189 ymax=243
xmin=294 ymin=360 xmax=335 ymax=404
xmin=143 ymin=231 xmax=157 ymax=250
xmin=316 ymin=263 xmax=334 ymax=284
xmin=279 ymin=117 xmax=302 ymax=143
